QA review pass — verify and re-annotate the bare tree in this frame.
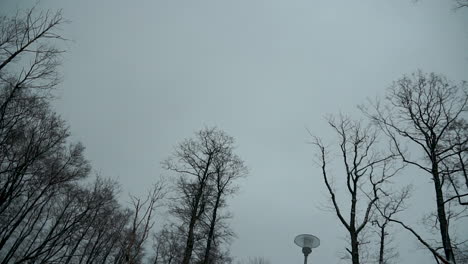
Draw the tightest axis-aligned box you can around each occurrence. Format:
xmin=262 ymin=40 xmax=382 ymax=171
xmin=46 ymin=178 xmax=129 ymax=264
xmin=440 ymin=120 xmax=468 ymax=206
xmin=390 ymin=222 xmax=448 ymax=263
xmin=202 ymin=137 xmax=247 ymax=264
xmin=0 ymin=7 xmax=65 ymax=118
xmin=0 ymin=6 xmax=68 ymax=223
xmin=0 ymin=8 xmax=165 ymax=264
xmin=198 ymin=210 xmax=236 ymax=264
xmin=59 ymin=178 xmax=129 ymax=264
xmin=311 ymin=115 xmax=402 ymax=264
xmin=0 ymin=173 xmax=133 ymax=264
xmin=0 ymin=8 xmax=94 ymax=263
xmin=371 ymin=186 xmax=411 ymax=264
xmin=163 ymin=127 xmax=246 ymax=264
xmin=118 ymin=181 xmax=166 ymax=264
xmin=150 ymin=224 xmax=184 ymax=264
xmin=0 ymin=107 xmax=92 ymax=263
xmin=364 ymin=71 xmax=468 ymax=263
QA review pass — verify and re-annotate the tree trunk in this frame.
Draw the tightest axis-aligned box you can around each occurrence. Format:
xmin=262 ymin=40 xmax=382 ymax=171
xmin=203 ymin=194 xmax=221 ymax=264
xmin=432 ymin=165 xmax=456 ymax=263
xmin=182 ymin=158 xmax=211 ymax=264
xmin=181 ymin=213 xmax=197 ymax=264
xmin=378 ymin=224 xmax=386 ymax=264
xmin=350 ymin=232 xmax=360 ymax=264
xmin=350 ymin=187 xmax=359 ymax=264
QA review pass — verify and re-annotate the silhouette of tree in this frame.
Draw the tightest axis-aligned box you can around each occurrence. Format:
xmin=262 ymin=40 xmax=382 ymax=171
xmin=365 ymin=71 xmax=468 ymax=263
xmin=163 ymin=127 xmax=246 ymax=264
xmin=371 ymin=186 xmax=411 ymax=264
xmin=119 ymin=181 xmax=166 ymax=264
xmin=311 ymin=115 xmax=402 ymax=264
xmin=0 ymin=8 xmax=168 ymax=264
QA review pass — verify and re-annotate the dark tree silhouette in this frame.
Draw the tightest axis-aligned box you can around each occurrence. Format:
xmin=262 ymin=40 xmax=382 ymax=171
xmin=119 ymin=181 xmax=166 ymax=264
xmin=201 ymin=135 xmax=247 ymax=264
xmin=365 ymin=71 xmax=468 ymax=263
xmin=0 ymin=8 xmax=168 ymax=264
xmin=371 ymin=186 xmax=411 ymax=264
xmin=163 ymin=127 xmax=246 ymax=264
xmin=0 ymin=7 xmax=67 ymax=223
xmin=311 ymin=115 xmax=402 ymax=264
xmin=150 ymin=224 xmax=184 ymax=264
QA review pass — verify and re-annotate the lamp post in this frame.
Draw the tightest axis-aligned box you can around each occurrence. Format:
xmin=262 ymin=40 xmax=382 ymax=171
xmin=294 ymin=234 xmax=320 ymax=264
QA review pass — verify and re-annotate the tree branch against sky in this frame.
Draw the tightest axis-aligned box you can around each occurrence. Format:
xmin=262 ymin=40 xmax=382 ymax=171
xmin=0 ymin=1 xmax=466 ymax=263
xmin=364 ymin=71 xmax=468 ymax=263
xmin=311 ymin=115 xmax=403 ymax=264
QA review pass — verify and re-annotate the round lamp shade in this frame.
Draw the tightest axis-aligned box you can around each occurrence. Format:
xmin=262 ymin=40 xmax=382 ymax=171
xmin=294 ymin=234 xmax=320 ymax=249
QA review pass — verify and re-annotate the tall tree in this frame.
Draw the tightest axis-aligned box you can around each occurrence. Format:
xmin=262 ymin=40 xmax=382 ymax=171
xmin=0 ymin=8 xmax=170 ymax=264
xmin=311 ymin=115 xmax=401 ymax=264
xmin=118 ymin=181 xmax=166 ymax=264
xmin=0 ymin=7 xmax=67 ymax=222
xmin=163 ymin=127 xmax=246 ymax=264
xmin=365 ymin=71 xmax=468 ymax=263
xmin=0 ymin=9 xmax=94 ymax=262
xmin=150 ymin=224 xmax=184 ymax=264
xmin=371 ymin=186 xmax=410 ymax=264
xmin=202 ymin=136 xmax=247 ymax=264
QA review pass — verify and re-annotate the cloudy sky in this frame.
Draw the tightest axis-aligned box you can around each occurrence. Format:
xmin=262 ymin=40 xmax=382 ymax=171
xmin=1 ymin=0 xmax=467 ymax=263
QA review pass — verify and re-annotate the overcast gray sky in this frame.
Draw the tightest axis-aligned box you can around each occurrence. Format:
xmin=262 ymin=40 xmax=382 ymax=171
xmin=1 ymin=0 xmax=467 ymax=263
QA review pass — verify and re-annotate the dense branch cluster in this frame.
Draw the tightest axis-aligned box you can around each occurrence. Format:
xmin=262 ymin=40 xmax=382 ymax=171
xmin=314 ymin=71 xmax=467 ymax=264
xmin=2 ymin=3 xmax=466 ymax=264
xmin=157 ymin=128 xmax=247 ymax=264
xmin=312 ymin=116 xmax=403 ymax=264
xmin=0 ymin=8 xmax=167 ymax=264
xmin=0 ymin=8 xmax=249 ymax=264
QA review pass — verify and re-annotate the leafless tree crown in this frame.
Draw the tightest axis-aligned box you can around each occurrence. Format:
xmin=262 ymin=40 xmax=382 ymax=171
xmin=160 ymin=127 xmax=247 ymax=264
xmin=311 ymin=115 xmax=402 ymax=264
xmin=364 ymin=71 xmax=468 ymax=264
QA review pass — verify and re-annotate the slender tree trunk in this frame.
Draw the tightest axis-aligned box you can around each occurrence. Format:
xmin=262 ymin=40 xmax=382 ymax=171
xmin=378 ymin=224 xmax=386 ymax=264
xmin=350 ymin=231 xmax=360 ymax=264
xmin=203 ymin=194 xmax=221 ymax=264
xmin=181 ymin=156 xmax=212 ymax=264
xmin=181 ymin=218 xmax=196 ymax=264
xmin=181 ymin=189 xmax=204 ymax=264
xmin=350 ymin=191 xmax=360 ymax=264
xmin=432 ymin=165 xmax=456 ymax=263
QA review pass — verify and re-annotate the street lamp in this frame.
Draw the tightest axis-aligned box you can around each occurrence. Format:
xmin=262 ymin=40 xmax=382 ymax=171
xmin=294 ymin=234 xmax=320 ymax=264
